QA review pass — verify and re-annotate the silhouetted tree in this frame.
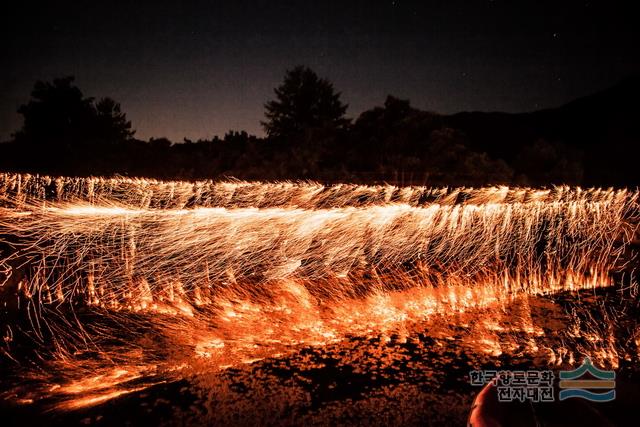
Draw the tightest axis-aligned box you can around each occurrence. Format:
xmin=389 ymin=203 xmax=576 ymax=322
xmin=94 ymin=97 xmax=135 ymax=142
xmin=3 ymin=72 xmax=635 ymax=186
xmin=262 ymin=66 xmax=349 ymax=139
xmin=426 ymin=128 xmax=513 ymax=184
xmin=14 ymin=76 xmax=134 ymax=148
xmin=14 ymin=77 xmax=93 ymax=147
xmin=515 ymin=138 xmax=583 ymax=185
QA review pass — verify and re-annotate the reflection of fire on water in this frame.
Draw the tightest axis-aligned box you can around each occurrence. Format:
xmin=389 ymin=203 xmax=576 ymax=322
xmin=0 ymin=173 xmax=638 ymax=411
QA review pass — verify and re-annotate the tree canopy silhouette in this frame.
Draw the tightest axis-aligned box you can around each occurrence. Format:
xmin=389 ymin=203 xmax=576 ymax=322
xmin=1 ymin=72 xmax=637 ymax=186
xmin=93 ymin=97 xmax=136 ymax=143
xmin=14 ymin=76 xmax=134 ymax=147
xmin=262 ymin=66 xmax=349 ymax=139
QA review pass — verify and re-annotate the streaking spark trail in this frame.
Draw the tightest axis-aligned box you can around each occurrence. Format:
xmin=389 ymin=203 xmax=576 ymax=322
xmin=0 ymin=173 xmax=638 ymax=419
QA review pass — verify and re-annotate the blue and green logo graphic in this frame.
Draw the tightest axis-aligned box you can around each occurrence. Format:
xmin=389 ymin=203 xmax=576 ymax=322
xmin=558 ymin=357 xmax=615 ymax=402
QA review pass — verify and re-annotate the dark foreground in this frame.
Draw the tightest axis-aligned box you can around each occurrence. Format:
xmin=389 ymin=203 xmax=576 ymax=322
xmin=2 ymin=284 xmax=640 ymax=427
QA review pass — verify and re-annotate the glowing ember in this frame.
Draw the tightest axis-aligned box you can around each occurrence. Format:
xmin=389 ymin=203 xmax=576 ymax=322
xmin=0 ymin=173 xmax=637 ymax=415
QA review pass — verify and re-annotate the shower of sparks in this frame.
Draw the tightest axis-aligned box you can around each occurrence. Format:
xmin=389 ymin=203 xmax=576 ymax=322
xmin=0 ymin=172 xmax=638 ymax=412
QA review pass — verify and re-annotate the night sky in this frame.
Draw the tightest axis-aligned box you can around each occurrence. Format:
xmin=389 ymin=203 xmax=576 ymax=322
xmin=2 ymin=0 xmax=638 ymax=142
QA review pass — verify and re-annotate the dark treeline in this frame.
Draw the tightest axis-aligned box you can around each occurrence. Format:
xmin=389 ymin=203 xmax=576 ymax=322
xmin=1 ymin=67 xmax=639 ymax=186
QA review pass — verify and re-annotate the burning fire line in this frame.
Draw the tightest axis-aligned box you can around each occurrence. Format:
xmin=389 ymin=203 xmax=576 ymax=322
xmin=0 ymin=173 xmax=638 ymax=410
